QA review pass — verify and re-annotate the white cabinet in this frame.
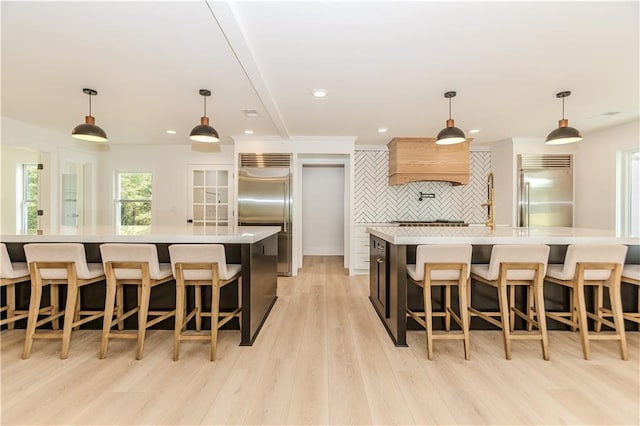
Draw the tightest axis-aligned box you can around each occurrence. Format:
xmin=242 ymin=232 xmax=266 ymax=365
xmin=352 ymin=224 xmax=370 ymax=273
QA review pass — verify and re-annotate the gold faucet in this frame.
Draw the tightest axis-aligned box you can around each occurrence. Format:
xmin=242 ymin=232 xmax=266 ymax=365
xmin=482 ymin=172 xmax=496 ymax=230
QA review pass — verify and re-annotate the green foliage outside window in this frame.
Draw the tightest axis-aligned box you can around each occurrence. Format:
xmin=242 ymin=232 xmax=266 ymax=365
xmin=118 ymin=173 xmax=152 ymax=226
xmin=24 ymin=164 xmax=38 ymax=230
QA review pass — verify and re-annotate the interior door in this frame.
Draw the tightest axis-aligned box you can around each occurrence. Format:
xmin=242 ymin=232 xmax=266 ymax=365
xmin=61 ymin=162 xmax=85 ymax=227
xmin=187 ymin=165 xmax=232 ymax=226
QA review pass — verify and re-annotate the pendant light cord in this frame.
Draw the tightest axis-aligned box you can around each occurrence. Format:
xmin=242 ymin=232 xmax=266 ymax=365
xmin=561 ymin=97 xmax=565 ymax=120
xmin=88 ymin=92 xmax=92 ymax=116
xmin=203 ymin=95 xmax=207 ymax=117
xmin=448 ymin=97 xmax=452 ymax=120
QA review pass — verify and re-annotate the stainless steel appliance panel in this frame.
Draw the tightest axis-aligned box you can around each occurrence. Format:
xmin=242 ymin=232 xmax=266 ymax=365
xmin=518 ymin=154 xmax=573 ymax=227
xmin=238 ymin=158 xmax=292 ymax=276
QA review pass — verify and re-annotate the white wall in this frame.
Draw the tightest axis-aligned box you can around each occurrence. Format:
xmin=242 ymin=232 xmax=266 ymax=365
xmin=96 ymin=144 xmax=235 ymax=226
xmin=302 ymin=165 xmax=345 ymax=256
xmin=574 ymin=119 xmax=639 ymax=229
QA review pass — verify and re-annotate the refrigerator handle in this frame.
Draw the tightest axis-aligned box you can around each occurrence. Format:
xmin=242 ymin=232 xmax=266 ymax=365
xmin=283 ymin=182 xmax=288 ymax=233
xmin=525 ymin=182 xmax=531 ymax=228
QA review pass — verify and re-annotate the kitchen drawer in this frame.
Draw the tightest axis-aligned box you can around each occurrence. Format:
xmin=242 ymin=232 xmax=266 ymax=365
xmin=353 ymin=236 xmax=370 ymax=254
xmin=353 ymin=252 xmax=370 ymax=269
xmin=354 ymin=225 xmax=369 ymax=238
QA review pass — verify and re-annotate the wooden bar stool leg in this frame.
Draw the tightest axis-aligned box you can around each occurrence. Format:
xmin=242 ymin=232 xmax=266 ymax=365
xmin=424 ymin=281 xmax=434 ymax=360
xmin=575 ymin=279 xmax=591 ymax=360
xmin=569 ymin=287 xmax=577 ymax=332
xmin=50 ymin=284 xmax=59 ymax=330
xmin=211 ymin=282 xmax=221 ymax=361
xmin=73 ymin=287 xmax=81 ymax=331
xmin=459 ymin=278 xmax=471 ymax=360
xmin=6 ymin=284 xmax=16 ymax=330
xmin=526 ymin=284 xmax=535 ymax=332
xmin=100 ymin=279 xmax=117 ymax=359
xmin=60 ymin=279 xmax=79 ymax=359
xmin=173 ymin=281 xmax=185 ymax=361
xmin=22 ymin=278 xmax=43 ymax=359
xmin=594 ymin=284 xmax=604 ymax=332
xmin=195 ymin=285 xmax=202 ymax=332
xmin=136 ymin=283 xmax=151 ymax=360
xmin=116 ymin=283 xmax=124 ymax=331
xmin=534 ymin=278 xmax=550 ymax=360
xmin=498 ymin=279 xmax=512 ymax=360
xmin=509 ymin=285 xmax=516 ymax=332
xmin=444 ymin=285 xmax=451 ymax=332
xmin=608 ymin=280 xmax=628 ymax=360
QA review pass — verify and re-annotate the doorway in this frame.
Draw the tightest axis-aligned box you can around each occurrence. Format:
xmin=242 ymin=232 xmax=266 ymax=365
xmin=302 ymin=165 xmax=345 ymax=257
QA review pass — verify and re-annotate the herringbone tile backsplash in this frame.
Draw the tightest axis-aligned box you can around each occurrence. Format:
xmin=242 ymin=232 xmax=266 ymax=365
xmin=354 ymin=150 xmax=491 ymax=224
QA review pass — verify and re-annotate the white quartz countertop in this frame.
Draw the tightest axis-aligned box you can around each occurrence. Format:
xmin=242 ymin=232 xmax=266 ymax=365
xmin=1 ymin=225 xmax=281 ymax=244
xmin=366 ymin=225 xmax=640 ymax=245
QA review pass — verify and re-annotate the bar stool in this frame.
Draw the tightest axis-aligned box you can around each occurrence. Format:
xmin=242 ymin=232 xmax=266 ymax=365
xmin=1 ymin=243 xmax=30 ymax=329
xmin=545 ymin=244 xmax=628 ymax=360
xmin=406 ymin=244 xmax=472 ymax=360
xmin=620 ymin=264 xmax=640 ymax=324
xmin=99 ymin=243 xmax=175 ymax=360
xmin=22 ymin=243 xmax=105 ymax=359
xmin=169 ymin=244 xmax=242 ymax=361
xmin=469 ymin=244 xmax=550 ymax=360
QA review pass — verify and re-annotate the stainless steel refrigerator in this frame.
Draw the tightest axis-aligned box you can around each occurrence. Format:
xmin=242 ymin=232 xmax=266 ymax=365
xmin=517 ymin=154 xmax=573 ymax=227
xmin=238 ymin=153 xmax=292 ymax=276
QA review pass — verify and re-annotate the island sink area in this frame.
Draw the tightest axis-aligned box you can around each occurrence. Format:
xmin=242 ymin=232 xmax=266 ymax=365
xmin=366 ymin=225 xmax=640 ymax=346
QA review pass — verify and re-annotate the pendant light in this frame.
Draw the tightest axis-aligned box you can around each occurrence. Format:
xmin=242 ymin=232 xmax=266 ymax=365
xmin=545 ymin=91 xmax=582 ymax=145
xmin=436 ymin=91 xmax=467 ymax=145
xmin=190 ymin=89 xmax=219 ymax=143
xmin=71 ymin=88 xmax=108 ymax=142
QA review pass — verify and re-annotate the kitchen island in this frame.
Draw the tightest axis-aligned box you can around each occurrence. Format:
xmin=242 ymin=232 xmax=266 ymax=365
xmin=366 ymin=225 xmax=640 ymax=346
xmin=1 ymin=225 xmax=280 ymax=345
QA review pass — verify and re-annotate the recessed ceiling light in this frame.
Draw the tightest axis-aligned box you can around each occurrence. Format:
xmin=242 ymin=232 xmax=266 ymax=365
xmin=469 ymin=129 xmax=480 ymax=134
xmin=312 ymin=89 xmax=327 ymax=98
xmin=378 ymin=128 xmax=388 ymax=133
xmin=165 ymin=130 xmax=176 ymax=134
xmin=244 ymin=130 xmax=254 ymax=135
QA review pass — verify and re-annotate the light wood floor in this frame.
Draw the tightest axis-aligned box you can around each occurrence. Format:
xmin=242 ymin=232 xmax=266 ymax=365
xmin=1 ymin=256 xmax=639 ymax=425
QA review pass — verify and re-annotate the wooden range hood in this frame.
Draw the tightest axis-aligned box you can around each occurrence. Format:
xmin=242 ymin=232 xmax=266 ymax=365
xmin=387 ymin=137 xmax=471 ymax=185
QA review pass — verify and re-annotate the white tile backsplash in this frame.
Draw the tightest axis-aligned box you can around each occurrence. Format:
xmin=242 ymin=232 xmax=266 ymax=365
xmin=354 ymin=150 xmax=491 ymax=224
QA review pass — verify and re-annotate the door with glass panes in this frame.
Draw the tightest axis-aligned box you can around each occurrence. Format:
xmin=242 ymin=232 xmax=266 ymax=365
xmin=188 ymin=166 xmax=232 ymax=226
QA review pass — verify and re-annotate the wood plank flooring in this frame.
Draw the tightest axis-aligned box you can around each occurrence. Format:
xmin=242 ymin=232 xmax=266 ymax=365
xmin=1 ymin=256 xmax=639 ymax=425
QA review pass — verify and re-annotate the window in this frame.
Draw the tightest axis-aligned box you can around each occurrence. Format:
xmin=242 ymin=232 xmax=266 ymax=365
xmin=116 ymin=172 xmax=152 ymax=227
xmin=18 ymin=163 xmax=38 ymax=232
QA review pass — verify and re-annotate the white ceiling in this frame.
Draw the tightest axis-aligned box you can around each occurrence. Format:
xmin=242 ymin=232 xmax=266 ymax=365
xmin=2 ymin=1 xmax=638 ymax=147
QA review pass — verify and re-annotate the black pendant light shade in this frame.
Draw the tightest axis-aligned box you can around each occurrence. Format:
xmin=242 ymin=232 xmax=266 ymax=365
xmin=436 ymin=91 xmax=467 ymax=145
xmin=190 ymin=89 xmax=219 ymax=143
xmin=71 ymin=88 xmax=108 ymax=142
xmin=546 ymin=91 xmax=582 ymax=145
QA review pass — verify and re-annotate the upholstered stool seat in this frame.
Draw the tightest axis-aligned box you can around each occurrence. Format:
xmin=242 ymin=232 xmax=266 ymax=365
xmin=406 ymin=244 xmax=472 ymax=360
xmin=99 ymin=243 xmax=175 ymax=360
xmin=470 ymin=244 xmax=550 ymax=360
xmin=1 ymin=243 xmax=30 ymax=329
xmin=22 ymin=243 xmax=105 ymax=359
xmin=169 ymin=244 xmax=242 ymax=361
xmin=545 ymin=244 xmax=628 ymax=360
